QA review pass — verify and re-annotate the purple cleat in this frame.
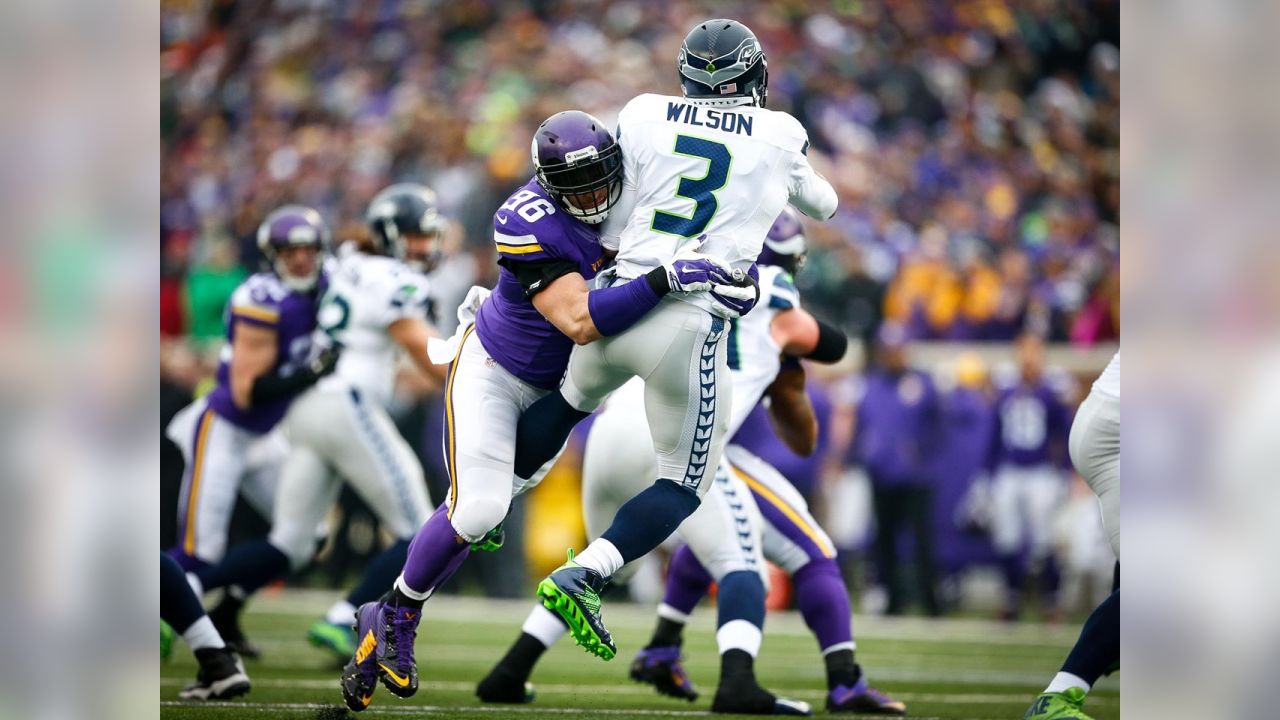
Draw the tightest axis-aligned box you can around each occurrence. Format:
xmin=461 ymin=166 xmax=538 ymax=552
xmin=827 ymin=677 xmax=907 ymax=715
xmin=629 ymin=645 xmax=699 ymax=701
xmin=375 ymin=601 xmax=422 ymax=698
xmin=340 ymin=602 xmax=383 ymax=712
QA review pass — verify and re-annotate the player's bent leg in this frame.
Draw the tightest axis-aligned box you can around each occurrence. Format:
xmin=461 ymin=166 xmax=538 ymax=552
xmin=1070 ymin=391 xmax=1120 ymax=559
xmin=162 ymin=554 xmax=251 ymax=701
xmin=171 ymin=400 xmax=254 ymax=569
xmin=476 ymin=604 xmax=565 ymax=704
xmin=729 ymin=446 xmax=906 ymax=716
xmin=1024 ymin=589 xmax=1117 ymax=720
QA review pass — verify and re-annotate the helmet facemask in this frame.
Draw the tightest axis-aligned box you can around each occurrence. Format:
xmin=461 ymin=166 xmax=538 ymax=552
xmin=534 ymin=141 xmax=623 ymax=225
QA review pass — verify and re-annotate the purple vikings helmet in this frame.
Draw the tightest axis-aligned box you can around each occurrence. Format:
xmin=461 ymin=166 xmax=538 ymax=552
xmin=256 ymin=204 xmax=328 ymax=292
xmin=531 ymin=110 xmax=623 ymax=224
xmin=758 ymin=206 xmax=807 ymax=274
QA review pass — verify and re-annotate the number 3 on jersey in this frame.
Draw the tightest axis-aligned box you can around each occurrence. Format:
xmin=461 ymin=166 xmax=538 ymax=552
xmin=652 ymin=135 xmax=732 ymax=238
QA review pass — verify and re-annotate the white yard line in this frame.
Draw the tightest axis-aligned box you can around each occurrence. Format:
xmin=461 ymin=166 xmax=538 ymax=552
xmin=159 ymin=700 xmax=989 ymax=719
xmin=158 ymin=677 xmax=1118 ymax=703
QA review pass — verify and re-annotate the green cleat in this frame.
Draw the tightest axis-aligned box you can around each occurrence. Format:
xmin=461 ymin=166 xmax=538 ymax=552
xmin=536 ymin=549 xmax=616 ymax=661
xmin=1024 ymin=688 xmax=1095 ymax=720
xmin=161 ymin=620 xmax=174 ymax=661
xmin=471 ymin=523 xmax=505 ymax=552
xmin=307 ymin=619 xmax=358 ymax=662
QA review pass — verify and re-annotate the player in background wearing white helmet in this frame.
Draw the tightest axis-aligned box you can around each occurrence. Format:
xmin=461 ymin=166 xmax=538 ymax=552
xmin=1024 ymin=352 xmax=1119 ymax=720
xmin=169 ymin=205 xmax=336 ymax=656
xmin=510 ymin=18 xmax=837 ymax=681
xmin=481 ymin=209 xmax=902 ymax=715
xmin=188 ymin=185 xmax=446 ymax=663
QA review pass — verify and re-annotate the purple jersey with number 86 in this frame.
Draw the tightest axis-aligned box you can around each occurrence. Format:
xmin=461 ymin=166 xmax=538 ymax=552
xmin=473 ymin=177 xmax=609 ymax=389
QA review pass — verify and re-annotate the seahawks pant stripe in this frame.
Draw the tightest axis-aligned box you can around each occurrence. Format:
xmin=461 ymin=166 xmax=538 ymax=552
xmin=683 ymin=316 xmax=725 ymax=490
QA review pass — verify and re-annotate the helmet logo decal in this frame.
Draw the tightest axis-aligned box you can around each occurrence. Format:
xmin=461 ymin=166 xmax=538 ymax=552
xmin=563 ymin=145 xmax=599 ymax=165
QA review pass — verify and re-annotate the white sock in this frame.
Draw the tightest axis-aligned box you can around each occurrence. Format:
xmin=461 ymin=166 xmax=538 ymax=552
xmin=572 ymin=539 xmax=624 ymax=578
xmin=822 ymin=641 xmax=857 ymax=655
xmin=394 ymin=574 xmax=431 ymax=602
xmin=715 ymin=619 xmax=763 ymax=657
xmin=522 ymin=604 xmax=569 ymax=647
xmin=185 ymin=572 xmax=204 ymax=598
xmin=1046 ymin=671 xmax=1091 ymax=694
xmin=657 ymin=603 xmax=692 ymax=624
xmin=183 ymin=616 xmax=225 ymax=652
xmin=325 ymin=600 xmax=357 ymax=626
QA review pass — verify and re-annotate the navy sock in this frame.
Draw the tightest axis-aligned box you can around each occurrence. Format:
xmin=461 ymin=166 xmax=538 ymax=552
xmin=601 ymin=479 xmax=700 ymax=563
xmin=160 ymin=552 xmax=206 ymax=634
xmin=716 ymin=570 xmax=766 ymax=628
xmin=346 ymin=540 xmax=410 ymax=607
xmin=513 ymin=391 xmax=590 ymax=480
xmin=1061 ymin=588 xmax=1120 ymax=685
xmin=194 ymin=540 xmax=291 ymax=595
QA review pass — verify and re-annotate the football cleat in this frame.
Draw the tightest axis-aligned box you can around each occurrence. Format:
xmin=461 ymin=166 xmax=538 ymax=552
xmin=475 ymin=665 xmax=537 ymax=704
xmin=208 ymin=598 xmax=261 ymax=659
xmin=376 ymin=600 xmax=422 ymax=698
xmin=712 ymin=681 xmax=811 ymax=716
xmin=1023 ymin=688 xmax=1095 ymax=720
xmin=178 ymin=647 xmax=251 ymax=701
xmin=536 ymin=550 xmax=616 ymax=661
xmin=308 ymin=618 xmax=358 ymax=664
xmin=161 ymin=620 xmax=174 ymax=661
xmin=340 ymin=602 xmax=383 ymax=712
xmin=471 ymin=523 xmax=505 ymax=552
xmin=827 ymin=678 xmax=907 ymax=715
xmin=630 ymin=645 xmax=699 ymax=701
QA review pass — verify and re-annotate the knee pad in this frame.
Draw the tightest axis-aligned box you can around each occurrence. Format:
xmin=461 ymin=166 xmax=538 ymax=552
xmin=268 ymin=523 xmax=318 ymax=572
xmin=448 ymin=496 xmax=509 ymax=543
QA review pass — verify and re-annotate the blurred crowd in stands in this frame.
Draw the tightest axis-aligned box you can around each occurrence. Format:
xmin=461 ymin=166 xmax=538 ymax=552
xmin=161 ymin=0 xmax=1119 ymax=357
xmin=160 ymin=0 xmax=1119 ymax=617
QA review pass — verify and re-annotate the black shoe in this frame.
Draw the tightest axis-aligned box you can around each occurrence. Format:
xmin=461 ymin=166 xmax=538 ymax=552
xmin=712 ymin=679 xmax=811 ymax=715
xmin=208 ymin=597 xmax=261 ymax=659
xmin=476 ymin=665 xmax=536 ymax=704
xmin=179 ymin=647 xmax=251 ymax=701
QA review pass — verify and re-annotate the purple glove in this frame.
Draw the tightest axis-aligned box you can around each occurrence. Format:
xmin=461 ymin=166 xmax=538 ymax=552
xmin=660 ymin=252 xmax=738 ymax=293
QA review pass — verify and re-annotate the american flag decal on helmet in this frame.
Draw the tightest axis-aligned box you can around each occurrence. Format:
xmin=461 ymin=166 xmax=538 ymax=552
xmin=719 ymin=82 xmax=738 ymax=94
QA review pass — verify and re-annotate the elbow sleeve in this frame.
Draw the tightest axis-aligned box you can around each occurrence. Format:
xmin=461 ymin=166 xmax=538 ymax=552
xmin=803 ymin=319 xmax=848 ymax=363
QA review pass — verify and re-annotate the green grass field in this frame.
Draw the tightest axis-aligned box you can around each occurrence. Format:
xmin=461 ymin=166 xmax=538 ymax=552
xmin=160 ymin=590 xmax=1118 ymax=720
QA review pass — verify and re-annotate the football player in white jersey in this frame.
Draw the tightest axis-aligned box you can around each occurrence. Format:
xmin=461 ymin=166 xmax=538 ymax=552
xmin=512 ymin=18 xmax=838 ymax=665
xmin=189 ymin=184 xmax=445 ymax=661
xmin=1025 ymin=351 xmax=1119 ymax=720
xmin=481 ymin=210 xmax=902 ymax=715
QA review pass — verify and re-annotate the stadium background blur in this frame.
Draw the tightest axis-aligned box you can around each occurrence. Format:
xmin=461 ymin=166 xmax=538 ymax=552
xmin=160 ymin=0 xmax=1119 ymax=619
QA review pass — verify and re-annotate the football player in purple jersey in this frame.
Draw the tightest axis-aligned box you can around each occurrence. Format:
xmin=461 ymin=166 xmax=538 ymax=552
xmin=986 ymin=333 xmax=1075 ymax=620
xmin=166 ymin=205 xmax=338 ymax=652
xmin=337 ymin=110 xmax=744 ymax=712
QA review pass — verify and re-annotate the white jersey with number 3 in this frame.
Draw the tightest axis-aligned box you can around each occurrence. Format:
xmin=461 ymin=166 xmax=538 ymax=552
xmin=315 ymin=245 xmax=432 ymax=407
xmin=601 ymin=94 xmax=837 ymax=291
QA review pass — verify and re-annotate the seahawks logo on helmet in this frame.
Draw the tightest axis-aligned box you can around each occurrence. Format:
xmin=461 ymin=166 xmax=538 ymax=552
xmin=678 ymin=19 xmax=769 ymax=107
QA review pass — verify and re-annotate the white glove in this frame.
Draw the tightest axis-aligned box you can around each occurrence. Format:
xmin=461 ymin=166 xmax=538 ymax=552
xmin=707 ymin=283 xmax=759 ymax=319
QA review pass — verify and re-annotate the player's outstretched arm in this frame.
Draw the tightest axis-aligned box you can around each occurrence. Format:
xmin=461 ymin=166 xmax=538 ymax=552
xmin=530 ymin=256 xmax=738 ymax=345
xmin=229 ymin=323 xmax=278 ymax=410
xmin=389 ymin=317 xmax=447 ymax=381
